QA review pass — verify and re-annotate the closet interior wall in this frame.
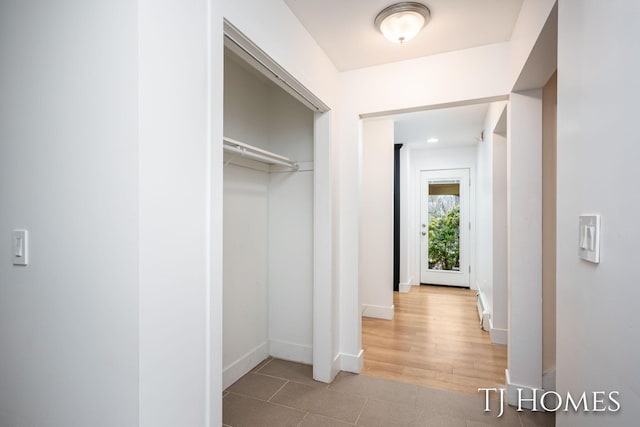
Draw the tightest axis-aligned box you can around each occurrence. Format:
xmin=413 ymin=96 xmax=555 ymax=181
xmin=223 ymin=50 xmax=314 ymax=388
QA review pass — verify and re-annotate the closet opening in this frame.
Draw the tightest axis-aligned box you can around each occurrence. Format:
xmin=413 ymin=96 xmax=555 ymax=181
xmin=221 ymin=21 xmax=334 ymax=389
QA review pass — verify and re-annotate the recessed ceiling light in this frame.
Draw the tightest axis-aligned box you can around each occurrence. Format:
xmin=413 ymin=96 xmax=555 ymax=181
xmin=427 ymin=138 xmax=439 ymax=143
xmin=375 ymin=2 xmax=431 ymax=44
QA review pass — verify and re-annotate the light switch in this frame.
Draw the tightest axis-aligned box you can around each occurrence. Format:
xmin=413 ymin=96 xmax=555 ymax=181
xmin=578 ymin=215 xmax=600 ymax=263
xmin=12 ymin=229 xmax=28 ymax=266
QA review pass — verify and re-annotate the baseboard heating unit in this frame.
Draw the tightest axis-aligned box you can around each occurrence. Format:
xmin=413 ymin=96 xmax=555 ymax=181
xmin=476 ymin=292 xmax=490 ymax=331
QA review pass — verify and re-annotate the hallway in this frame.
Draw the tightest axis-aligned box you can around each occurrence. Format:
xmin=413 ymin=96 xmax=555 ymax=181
xmin=362 ymin=286 xmax=507 ymax=395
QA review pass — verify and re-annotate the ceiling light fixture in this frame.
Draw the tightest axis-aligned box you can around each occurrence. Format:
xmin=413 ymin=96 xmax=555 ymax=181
xmin=427 ymin=138 xmax=439 ymax=143
xmin=375 ymin=2 xmax=431 ymax=44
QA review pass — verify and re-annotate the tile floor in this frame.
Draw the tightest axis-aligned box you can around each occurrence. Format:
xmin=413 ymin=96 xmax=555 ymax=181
xmin=223 ymin=358 xmax=555 ymax=427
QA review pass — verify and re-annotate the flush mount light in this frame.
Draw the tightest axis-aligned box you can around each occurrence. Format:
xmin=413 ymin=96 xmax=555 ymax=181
xmin=375 ymin=2 xmax=431 ymax=44
xmin=427 ymin=138 xmax=439 ymax=143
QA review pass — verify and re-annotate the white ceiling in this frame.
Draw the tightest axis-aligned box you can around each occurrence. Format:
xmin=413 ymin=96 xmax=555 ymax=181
xmin=284 ymin=0 xmax=524 ymax=71
xmin=392 ymin=103 xmax=490 ymax=147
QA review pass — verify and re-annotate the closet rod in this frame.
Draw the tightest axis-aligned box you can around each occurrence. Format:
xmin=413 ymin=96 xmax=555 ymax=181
xmin=223 ymin=137 xmax=299 ymax=170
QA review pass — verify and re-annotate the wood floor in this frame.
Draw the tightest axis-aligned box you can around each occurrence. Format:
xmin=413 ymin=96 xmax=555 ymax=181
xmin=361 ymin=285 xmax=507 ymax=395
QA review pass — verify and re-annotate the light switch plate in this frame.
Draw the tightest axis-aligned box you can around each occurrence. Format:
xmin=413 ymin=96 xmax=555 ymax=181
xmin=578 ymin=215 xmax=600 ymax=263
xmin=12 ymin=229 xmax=28 ymax=266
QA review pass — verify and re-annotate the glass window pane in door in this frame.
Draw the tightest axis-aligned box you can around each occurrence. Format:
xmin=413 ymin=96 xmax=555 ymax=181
xmin=427 ymin=179 xmax=461 ymax=271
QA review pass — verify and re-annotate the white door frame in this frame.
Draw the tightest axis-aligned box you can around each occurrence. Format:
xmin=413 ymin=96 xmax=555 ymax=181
xmin=419 ymin=168 xmax=471 ymax=287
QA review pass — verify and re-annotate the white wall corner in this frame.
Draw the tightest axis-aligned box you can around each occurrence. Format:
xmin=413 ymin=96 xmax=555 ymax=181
xmin=362 ymin=304 xmax=395 ymax=320
xmin=505 ymin=369 xmax=540 ymax=410
xmin=269 ymin=340 xmax=313 ymax=365
xmin=339 ymin=349 xmax=364 ymax=374
xmin=398 ymin=281 xmax=412 ymax=293
xmin=469 ymin=272 xmax=478 ymax=291
xmin=223 ymin=341 xmax=270 ymax=389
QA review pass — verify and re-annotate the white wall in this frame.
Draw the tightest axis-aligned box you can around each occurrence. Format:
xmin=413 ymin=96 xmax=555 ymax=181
xmin=267 ymin=87 xmax=314 ymax=363
xmin=268 ymin=170 xmax=314 ymax=360
xmin=500 ymin=0 xmax=557 ymax=403
xmin=210 ymin=2 xmax=225 ymax=422
xmin=476 ymin=107 xmax=496 ymax=311
xmin=342 ymin=44 xmax=512 ymax=118
xmin=223 ymin=56 xmax=271 ymax=147
xmin=223 ymin=165 xmax=269 ymax=385
xmin=0 ymin=0 xmax=218 ymax=425
xmin=360 ymin=119 xmax=395 ymax=320
xmin=222 ymin=57 xmax=271 ymax=386
xmin=399 ymin=145 xmax=413 ymax=291
xmin=407 ymin=145 xmax=478 ymax=288
xmin=138 ymin=0 xmax=216 ymax=424
xmin=475 ymin=102 xmax=508 ymax=343
xmin=314 ymin=109 xmax=341 ymax=380
xmin=541 ymin=72 xmax=556 ymax=379
xmin=506 ymin=90 xmax=543 ymax=405
xmin=267 ymin=87 xmax=315 ymax=162
xmin=556 ymin=1 xmax=640 ymax=425
xmin=508 ymin=0 xmax=557 ymax=88
xmin=492 ymin=131 xmax=508 ymax=343
xmin=0 ymin=1 xmax=139 ymax=425
xmin=222 ymin=57 xmax=270 ymax=384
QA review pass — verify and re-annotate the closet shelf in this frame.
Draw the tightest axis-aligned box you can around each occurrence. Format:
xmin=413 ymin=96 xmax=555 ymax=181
xmin=223 ymin=136 xmax=299 ymax=170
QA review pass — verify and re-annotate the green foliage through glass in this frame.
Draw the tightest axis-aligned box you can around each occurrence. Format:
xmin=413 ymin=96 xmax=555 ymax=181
xmin=428 ymin=205 xmax=460 ymax=271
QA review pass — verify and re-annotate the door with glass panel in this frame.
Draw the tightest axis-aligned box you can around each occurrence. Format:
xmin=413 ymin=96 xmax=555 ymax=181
xmin=420 ymin=169 xmax=470 ymax=287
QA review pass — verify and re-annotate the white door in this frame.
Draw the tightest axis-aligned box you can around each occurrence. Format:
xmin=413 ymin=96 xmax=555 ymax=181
xmin=420 ymin=169 xmax=470 ymax=287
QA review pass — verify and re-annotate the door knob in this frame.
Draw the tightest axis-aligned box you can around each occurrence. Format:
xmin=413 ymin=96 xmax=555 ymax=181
xmin=421 ymin=231 xmax=426 ymax=236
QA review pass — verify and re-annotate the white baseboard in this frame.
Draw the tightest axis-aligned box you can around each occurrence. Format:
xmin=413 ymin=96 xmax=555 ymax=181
xmin=339 ymin=349 xmax=364 ymax=373
xmin=362 ymin=304 xmax=394 ymax=320
xmin=490 ymin=324 xmax=508 ymax=345
xmin=269 ymin=339 xmax=312 ymax=365
xmin=399 ymin=282 xmax=412 ymax=293
xmin=223 ymin=341 xmax=269 ymax=389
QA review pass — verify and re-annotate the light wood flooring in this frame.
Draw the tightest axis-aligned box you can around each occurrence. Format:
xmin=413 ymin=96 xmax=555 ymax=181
xmin=361 ymin=285 xmax=507 ymax=395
